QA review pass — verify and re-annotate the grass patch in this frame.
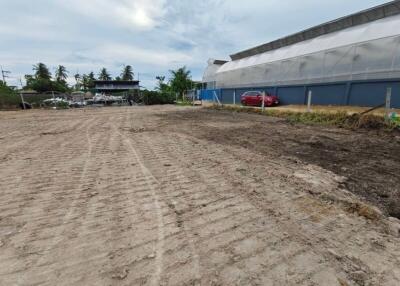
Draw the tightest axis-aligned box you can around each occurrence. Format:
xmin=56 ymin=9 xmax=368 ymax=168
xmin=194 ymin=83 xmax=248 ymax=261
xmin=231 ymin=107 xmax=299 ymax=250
xmin=175 ymin=100 xmax=193 ymax=106
xmin=207 ymin=105 xmax=399 ymax=131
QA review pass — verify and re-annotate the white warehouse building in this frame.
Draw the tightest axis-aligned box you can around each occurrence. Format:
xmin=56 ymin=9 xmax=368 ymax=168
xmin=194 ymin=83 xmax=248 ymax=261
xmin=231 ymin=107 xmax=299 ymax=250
xmin=202 ymin=0 xmax=400 ymax=108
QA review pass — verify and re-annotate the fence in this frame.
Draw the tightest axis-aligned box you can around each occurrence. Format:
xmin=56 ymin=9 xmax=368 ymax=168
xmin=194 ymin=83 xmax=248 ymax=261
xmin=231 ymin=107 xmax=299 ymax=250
xmin=201 ymin=79 xmax=400 ymax=108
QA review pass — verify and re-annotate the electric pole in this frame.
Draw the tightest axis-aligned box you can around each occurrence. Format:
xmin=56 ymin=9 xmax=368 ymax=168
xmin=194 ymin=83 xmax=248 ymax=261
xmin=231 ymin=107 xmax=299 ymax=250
xmin=1 ymin=65 xmax=11 ymax=84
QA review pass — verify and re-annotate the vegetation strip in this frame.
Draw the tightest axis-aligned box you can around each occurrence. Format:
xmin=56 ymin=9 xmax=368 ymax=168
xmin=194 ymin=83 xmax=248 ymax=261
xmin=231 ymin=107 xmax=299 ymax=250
xmin=207 ymin=104 xmax=400 ymax=131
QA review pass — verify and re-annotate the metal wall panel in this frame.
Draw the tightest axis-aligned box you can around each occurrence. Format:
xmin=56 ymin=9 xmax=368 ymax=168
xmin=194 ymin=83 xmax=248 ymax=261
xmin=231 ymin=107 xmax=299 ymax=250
xmin=276 ymin=86 xmax=306 ymax=105
xmin=307 ymin=84 xmax=348 ymax=105
xmin=348 ymin=82 xmax=400 ymax=107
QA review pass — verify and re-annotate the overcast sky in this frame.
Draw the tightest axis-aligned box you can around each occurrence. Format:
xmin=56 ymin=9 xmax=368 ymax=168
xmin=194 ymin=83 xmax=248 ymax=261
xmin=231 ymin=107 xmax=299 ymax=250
xmin=0 ymin=0 xmax=391 ymax=89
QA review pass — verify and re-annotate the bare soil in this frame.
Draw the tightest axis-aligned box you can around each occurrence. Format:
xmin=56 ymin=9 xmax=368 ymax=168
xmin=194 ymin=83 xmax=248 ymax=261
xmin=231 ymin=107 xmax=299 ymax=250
xmin=161 ymin=108 xmax=400 ymax=218
xmin=1 ymin=106 xmax=400 ymax=286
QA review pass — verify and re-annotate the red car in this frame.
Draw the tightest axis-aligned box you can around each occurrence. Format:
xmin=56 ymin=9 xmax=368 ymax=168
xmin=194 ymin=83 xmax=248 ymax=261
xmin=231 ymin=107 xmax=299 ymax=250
xmin=241 ymin=91 xmax=279 ymax=107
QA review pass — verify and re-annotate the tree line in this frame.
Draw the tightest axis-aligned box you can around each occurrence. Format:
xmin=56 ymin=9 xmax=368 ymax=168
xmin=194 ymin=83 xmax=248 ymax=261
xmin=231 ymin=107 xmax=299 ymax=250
xmin=24 ymin=63 xmax=135 ymax=93
xmin=3 ymin=62 xmax=199 ymax=101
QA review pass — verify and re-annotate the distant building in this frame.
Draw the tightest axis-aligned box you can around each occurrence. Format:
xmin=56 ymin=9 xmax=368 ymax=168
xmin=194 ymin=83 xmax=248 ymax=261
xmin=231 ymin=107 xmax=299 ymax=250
xmin=19 ymin=90 xmax=38 ymax=97
xmin=94 ymin=80 xmax=140 ymax=93
xmin=70 ymin=91 xmax=85 ymax=102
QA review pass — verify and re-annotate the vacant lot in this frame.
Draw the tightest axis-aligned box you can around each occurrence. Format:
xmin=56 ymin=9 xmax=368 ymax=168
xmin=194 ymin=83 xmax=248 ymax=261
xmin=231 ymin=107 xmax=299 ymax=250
xmin=0 ymin=106 xmax=399 ymax=286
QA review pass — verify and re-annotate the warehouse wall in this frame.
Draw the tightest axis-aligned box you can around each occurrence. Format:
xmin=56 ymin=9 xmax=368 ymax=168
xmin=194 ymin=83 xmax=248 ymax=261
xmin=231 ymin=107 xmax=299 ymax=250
xmin=202 ymin=79 xmax=400 ymax=108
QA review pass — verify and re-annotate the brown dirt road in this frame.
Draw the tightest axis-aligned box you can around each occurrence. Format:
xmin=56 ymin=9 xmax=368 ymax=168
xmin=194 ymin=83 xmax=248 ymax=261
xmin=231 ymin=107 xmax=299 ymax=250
xmin=0 ymin=106 xmax=399 ymax=286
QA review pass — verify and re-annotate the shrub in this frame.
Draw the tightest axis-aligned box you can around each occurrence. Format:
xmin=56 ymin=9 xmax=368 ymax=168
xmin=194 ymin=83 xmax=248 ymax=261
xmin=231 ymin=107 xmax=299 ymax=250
xmin=0 ymin=82 xmax=20 ymax=109
xmin=142 ymin=90 xmax=175 ymax=105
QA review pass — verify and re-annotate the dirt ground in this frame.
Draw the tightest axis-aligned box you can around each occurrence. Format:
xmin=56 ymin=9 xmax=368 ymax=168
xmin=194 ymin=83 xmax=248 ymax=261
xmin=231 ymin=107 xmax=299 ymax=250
xmin=1 ymin=106 xmax=400 ymax=286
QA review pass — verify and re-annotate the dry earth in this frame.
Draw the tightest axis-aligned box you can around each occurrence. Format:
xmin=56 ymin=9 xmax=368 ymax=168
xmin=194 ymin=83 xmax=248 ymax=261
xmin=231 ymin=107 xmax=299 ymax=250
xmin=0 ymin=106 xmax=399 ymax=286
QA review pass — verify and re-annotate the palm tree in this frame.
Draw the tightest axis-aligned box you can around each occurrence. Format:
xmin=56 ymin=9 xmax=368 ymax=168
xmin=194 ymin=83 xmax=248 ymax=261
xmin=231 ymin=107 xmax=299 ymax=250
xmin=82 ymin=74 xmax=89 ymax=90
xmin=121 ymin=65 xmax=134 ymax=81
xmin=33 ymin=63 xmax=51 ymax=80
xmin=155 ymin=76 xmax=170 ymax=92
xmin=87 ymin=72 xmax=96 ymax=88
xmin=169 ymin=66 xmax=192 ymax=99
xmin=74 ymin=73 xmax=81 ymax=90
xmin=98 ymin=68 xmax=111 ymax=81
xmin=55 ymin=65 xmax=68 ymax=83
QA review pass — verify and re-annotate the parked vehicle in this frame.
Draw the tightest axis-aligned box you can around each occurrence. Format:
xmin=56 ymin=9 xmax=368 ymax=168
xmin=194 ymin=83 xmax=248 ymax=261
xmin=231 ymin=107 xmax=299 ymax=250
xmin=241 ymin=91 xmax=279 ymax=107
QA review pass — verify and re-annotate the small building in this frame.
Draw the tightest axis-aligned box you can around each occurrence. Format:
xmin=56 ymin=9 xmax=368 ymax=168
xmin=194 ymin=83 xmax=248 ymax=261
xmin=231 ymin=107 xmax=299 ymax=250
xmin=71 ymin=91 xmax=85 ymax=102
xmin=94 ymin=80 xmax=140 ymax=93
xmin=19 ymin=90 xmax=38 ymax=97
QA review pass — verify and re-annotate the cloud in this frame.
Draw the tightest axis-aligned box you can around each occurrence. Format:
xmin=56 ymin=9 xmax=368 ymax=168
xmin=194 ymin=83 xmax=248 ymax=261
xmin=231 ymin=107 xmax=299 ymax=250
xmin=75 ymin=43 xmax=193 ymax=67
xmin=0 ymin=0 xmax=390 ymax=89
xmin=57 ymin=0 xmax=167 ymax=30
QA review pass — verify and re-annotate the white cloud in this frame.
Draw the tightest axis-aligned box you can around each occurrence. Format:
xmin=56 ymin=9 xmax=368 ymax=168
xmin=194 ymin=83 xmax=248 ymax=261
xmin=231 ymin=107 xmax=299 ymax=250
xmin=57 ymin=0 xmax=167 ymax=30
xmin=82 ymin=43 xmax=192 ymax=66
xmin=0 ymin=0 xmax=391 ymax=88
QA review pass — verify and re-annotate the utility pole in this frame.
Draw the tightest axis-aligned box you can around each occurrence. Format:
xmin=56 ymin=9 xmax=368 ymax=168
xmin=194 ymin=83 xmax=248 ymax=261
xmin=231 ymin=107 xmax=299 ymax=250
xmin=18 ymin=78 xmax=26 ymax=110
xmin=1 ymin=66 xmax=11 ymax=84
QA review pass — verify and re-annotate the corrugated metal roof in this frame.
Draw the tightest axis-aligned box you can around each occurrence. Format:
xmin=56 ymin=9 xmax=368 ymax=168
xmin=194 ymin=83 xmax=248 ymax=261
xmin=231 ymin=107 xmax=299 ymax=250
xmin=230 ymin=0 xmax=400 ymax=61
xmin=213 ymin=60 xmax=228 ymax=65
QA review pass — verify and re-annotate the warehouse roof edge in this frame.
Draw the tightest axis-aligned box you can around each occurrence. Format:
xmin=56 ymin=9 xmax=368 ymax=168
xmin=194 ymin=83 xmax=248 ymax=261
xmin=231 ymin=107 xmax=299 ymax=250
xmin=230 ymin=0 xmax=400 ymax=61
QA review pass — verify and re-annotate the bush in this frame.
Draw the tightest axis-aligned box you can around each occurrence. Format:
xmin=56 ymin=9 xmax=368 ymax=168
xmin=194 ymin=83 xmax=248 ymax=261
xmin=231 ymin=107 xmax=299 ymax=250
xmin=142 ymin=90 xmax=175 ymax=105
xmin=0 ymin=82 xmax=20 ymax=109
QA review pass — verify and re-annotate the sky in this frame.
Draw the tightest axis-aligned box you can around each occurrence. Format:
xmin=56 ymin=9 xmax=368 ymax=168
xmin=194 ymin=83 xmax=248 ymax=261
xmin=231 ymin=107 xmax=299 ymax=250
xmin=0 ymin=0 xmax=391 ymax=89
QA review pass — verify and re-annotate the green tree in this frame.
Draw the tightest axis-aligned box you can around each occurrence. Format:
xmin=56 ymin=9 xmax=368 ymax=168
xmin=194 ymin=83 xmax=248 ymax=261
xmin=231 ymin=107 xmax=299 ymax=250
xmin=98 ymin=68 xmax=111 ymax=81
xmin=121 ymin=65 xmax=134 ymax=81
xmin=24 ymin=75 xmax=35 ymax=87
xmin=81 ymin=72 xmax=97 ymax=90
xmin=155 ymin=76 xmax=171 ymax=93
xmin=169 ymin=66 xmax=192 ymax=99
xmin=82 ymin=74 xmax=89 ymax=90
xmin=55 ymin=65 xmax=68 ymax=83
xmin=25 ymin=63 xmax=69 ymax=93
xmin=0 ymin=80 xmax=19 ymax=108
xmin=74 ymin=73 xmax=81 ymax=90
xmin=87 ymin=72 xmax=96 ymax=89
xmin=33 ymin=63 xmax=52 ymax=80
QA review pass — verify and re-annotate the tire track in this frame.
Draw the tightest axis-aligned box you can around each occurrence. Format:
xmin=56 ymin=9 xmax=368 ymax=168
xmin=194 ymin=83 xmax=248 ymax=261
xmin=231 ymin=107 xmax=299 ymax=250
xmin=110 ymin=118 xmax=166 ymax=286
xmin=23 ymin=116 xmax=98 ymax=279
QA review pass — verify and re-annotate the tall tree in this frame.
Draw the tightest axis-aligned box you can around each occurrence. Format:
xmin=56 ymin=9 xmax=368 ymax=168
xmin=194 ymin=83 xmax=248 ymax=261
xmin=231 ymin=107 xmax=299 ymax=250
xmin=82 ymin=74 xmax=89 ymax=90
xmin=169 ymin=66 xmax=192 ymax=98
xmin=98 ymin=68 xmax=111 ymax=81
xmin=55 ymin=65 xmax=68 ymax=83
xmin=87 ymin=72 xmax=96 ymax=88
xmin=24 ymin=64 xmax=69 ymax=93
xmin=33 ymin=63 xmax=51 ymax=80
xmin=74 ymin=73 xmax=81 ymax=90
xmin=155 ymin=76 xmax=170 ymax=93
xmin=121 ymin=65 xmax=134 ymax=81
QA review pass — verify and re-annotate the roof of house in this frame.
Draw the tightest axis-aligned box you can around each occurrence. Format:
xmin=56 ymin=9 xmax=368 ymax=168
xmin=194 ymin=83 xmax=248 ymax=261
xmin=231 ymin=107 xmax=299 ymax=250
xmin=94 ymin=80 xmax=140 ymax=85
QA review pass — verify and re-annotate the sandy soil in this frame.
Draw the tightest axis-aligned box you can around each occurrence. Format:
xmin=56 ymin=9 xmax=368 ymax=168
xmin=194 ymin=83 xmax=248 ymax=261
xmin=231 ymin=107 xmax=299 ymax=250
xmin=0 ymin=106 xmax=399 ymax=286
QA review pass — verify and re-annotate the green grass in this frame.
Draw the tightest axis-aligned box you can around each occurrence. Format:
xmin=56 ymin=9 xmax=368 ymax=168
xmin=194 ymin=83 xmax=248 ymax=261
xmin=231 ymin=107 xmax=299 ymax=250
xmin=207 ymin=105 xmax=399 ymax=131
xmin=175 ymin=100 xmax=193 ymax=106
